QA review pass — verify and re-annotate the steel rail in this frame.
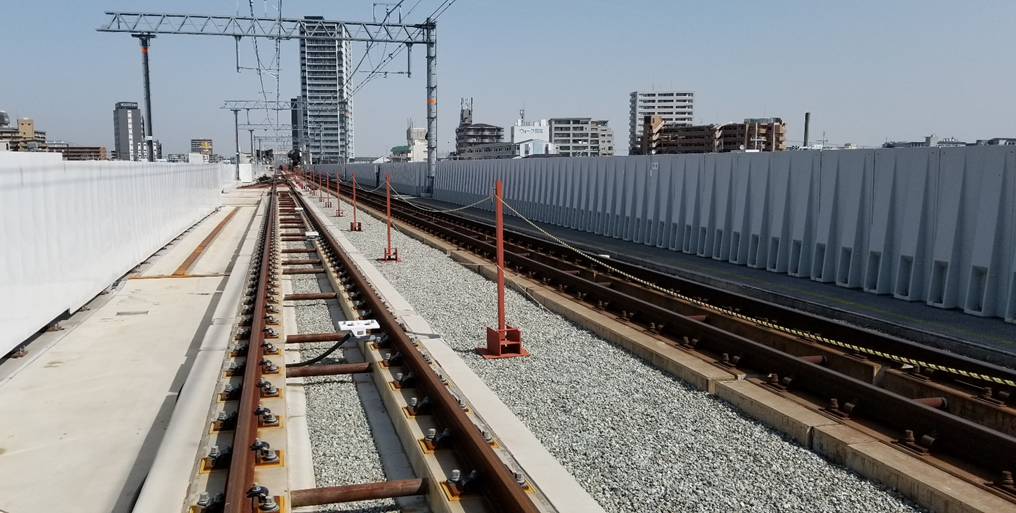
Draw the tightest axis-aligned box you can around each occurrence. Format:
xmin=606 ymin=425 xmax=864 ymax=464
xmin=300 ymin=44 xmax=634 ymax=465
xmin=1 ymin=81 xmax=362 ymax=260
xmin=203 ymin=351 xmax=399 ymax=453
xmin=288 ymin=180 xmax=539 ymax=513
xmin=344 ymin=183 xmax=1016 ymax=389
xmin=223 ymin=182 xmax=277 ymax=512
xmin=328 ymin=179 xmax=1016 ymax=477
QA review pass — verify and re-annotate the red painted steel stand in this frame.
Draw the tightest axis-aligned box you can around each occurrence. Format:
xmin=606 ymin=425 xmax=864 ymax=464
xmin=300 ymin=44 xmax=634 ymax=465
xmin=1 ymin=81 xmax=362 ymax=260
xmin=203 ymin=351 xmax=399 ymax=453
xmin=335 ymin=178 xmax=345 ymax=216
xmin=377 ymin=173 xmax=400 ymax=262
xmin=350 ymin=171 xmax=363 ymax=232
xmin=478 ymin=180 xmax=528 ymax=359
xmin=318 ymin=168 xmax=324 ymax=202
xmin=324 ymin=175 xmax=333 ymax=208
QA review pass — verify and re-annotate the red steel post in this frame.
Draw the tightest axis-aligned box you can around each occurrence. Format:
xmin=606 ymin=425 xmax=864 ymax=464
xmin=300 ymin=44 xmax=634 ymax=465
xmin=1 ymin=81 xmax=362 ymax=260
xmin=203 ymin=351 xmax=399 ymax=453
xmin=350 ymin=171 xmax=362 ymax=231
xmin=478 ymin=180 xmax=527 ymax=358
xmin=324 ymin=174 xmax=329 ymax=206
xmin=496 ymin=180 xmax=506 ymax=331
xmin=336 ymin=179 xmax=344 ymax=216
xmin=378 ymin=173 xmax=399 ymax=261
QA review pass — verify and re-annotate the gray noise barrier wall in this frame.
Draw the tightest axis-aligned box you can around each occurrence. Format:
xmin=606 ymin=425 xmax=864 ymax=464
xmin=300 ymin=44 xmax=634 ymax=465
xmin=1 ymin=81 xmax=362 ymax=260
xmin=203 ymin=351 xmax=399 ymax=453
xmin=317 ymin=146 xmax=1016 ymax=323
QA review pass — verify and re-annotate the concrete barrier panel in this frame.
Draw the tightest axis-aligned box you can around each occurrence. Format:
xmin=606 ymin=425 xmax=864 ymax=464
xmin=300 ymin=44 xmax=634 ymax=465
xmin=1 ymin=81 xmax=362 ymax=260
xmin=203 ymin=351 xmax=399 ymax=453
xmin=0 ymin=152 xmax=226 ymax=354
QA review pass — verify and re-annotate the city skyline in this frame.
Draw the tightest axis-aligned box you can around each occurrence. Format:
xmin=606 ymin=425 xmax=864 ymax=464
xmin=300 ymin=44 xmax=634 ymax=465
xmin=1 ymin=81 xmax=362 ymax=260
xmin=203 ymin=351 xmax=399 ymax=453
xmin=2 ymin=0 xmax=1014 ymax=157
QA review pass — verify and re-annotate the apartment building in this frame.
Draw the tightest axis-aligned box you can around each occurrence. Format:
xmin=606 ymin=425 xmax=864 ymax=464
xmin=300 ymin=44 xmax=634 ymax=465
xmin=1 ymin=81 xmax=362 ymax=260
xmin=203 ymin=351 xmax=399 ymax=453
xmin=640 ymin=116 xmax=786 ymax=154
xmin=454 ymin=98 xmax=504 ymax=154
xmin=549 ymin=118 xmax=614 ymax=157
xmin=629 ymin=90 xmax=694 ymax=153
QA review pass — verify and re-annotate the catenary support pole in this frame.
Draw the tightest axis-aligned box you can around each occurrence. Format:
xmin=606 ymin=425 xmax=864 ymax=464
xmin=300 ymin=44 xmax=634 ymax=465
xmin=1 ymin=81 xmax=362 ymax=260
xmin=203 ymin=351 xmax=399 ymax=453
xmin=133 ymin=34 xmax=156 ymax=162
xmin=248 ymin=128 xmax=255 ymax=167
xmin=425 ymin=18 xmax=437 ymax=195
xmin=232 ymin=109 xmax=240 ymax=180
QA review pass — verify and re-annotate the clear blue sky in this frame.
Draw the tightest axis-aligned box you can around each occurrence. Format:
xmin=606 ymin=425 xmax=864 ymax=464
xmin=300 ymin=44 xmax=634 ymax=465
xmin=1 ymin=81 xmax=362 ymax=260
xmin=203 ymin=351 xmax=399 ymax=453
xmin=2 ymin=0 xmax=1014 ymax=156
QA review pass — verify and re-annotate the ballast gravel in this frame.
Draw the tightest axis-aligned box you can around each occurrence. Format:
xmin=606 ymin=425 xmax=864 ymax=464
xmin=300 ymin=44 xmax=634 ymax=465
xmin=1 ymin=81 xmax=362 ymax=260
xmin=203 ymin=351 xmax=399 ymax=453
xmin=322 ymin=197 xmax=923 ymax=513
xmin=282 ymin=240 xmax=398 ymax=512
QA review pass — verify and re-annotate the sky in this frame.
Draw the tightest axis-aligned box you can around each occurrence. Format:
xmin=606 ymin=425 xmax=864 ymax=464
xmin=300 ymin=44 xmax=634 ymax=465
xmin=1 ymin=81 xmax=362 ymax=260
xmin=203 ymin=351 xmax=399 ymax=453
xmin=2 ymin=0 xmax=1015 ymax=157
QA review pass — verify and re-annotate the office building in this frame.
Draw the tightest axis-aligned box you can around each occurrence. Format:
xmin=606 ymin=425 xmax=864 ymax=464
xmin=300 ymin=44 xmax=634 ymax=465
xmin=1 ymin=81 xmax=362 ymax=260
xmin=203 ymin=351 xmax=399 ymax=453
xmin=454 ymin=98 xmax=504 ymax=155
xmin=548 ymin=118 xmax=614 ymax=157
xmin=629 ymin=90 xmax=694 ymax=153
xmin=510 ymin=112 xmax=551 ymax=144
xmin=113 ymin=102 xmax=145 ymax=161
xmin=299 ymin=16 xmax=353 ymax=163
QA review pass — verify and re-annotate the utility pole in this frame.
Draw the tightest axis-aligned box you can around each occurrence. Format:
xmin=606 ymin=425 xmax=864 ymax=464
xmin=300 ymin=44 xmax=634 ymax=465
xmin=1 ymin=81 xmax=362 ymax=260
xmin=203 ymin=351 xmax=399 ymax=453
xmin=132 ymin=33 xmax=155 ymax=162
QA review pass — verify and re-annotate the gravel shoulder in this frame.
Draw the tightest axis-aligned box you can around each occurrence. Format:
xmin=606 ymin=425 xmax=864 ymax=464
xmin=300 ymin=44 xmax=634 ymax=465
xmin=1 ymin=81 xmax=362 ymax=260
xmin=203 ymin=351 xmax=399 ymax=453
xmin=324 ymin=196 xmax=923 ymax=513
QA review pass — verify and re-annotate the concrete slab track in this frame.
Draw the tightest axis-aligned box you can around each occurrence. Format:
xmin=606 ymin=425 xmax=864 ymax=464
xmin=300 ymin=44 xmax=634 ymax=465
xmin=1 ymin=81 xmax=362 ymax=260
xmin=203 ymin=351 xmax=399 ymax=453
xmin=0 ymin=188 xmax=262 ymax=513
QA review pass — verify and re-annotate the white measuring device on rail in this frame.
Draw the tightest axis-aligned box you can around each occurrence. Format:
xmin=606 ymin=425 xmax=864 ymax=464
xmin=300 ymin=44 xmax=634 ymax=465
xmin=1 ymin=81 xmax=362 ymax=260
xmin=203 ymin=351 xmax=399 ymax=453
xmin=338 ymin=319 xmax=380 ymax=337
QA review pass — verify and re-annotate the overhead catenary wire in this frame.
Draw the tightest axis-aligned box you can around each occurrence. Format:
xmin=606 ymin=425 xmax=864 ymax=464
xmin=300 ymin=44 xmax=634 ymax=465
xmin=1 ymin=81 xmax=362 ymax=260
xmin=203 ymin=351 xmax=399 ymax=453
xmin=351 ymin=0 xmax=457 ymax=96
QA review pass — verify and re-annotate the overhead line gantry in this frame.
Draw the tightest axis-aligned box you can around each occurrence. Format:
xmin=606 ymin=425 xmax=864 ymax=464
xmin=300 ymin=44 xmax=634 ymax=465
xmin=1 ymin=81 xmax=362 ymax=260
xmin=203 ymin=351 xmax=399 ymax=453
xmin=98 ymin=12 xmax=439 ymax=192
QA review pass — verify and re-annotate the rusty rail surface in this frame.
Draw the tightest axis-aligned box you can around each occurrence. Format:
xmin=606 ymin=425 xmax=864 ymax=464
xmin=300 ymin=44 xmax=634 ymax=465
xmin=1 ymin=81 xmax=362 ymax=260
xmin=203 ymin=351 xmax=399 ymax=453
xmin=288 ymin=179 xmax=540 ymax=513
xmin=223 ymin=182 xmax=277 ymax=512
xmin=320 ymin=173 xmax=1016 ymax=481
xmin=291 ymin=478 xmax=428 ymax=506
xmin=286 ymin=362 xmax=370 ymax=378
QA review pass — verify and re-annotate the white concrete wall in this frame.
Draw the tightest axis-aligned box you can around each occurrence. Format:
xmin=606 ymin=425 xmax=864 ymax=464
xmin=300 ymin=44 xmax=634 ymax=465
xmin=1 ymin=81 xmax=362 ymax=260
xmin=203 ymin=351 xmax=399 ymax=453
xmin=0 ymin=152 xmax=231 ymax=354
xmin=316 ymin=146 xmax=1016 ymax=323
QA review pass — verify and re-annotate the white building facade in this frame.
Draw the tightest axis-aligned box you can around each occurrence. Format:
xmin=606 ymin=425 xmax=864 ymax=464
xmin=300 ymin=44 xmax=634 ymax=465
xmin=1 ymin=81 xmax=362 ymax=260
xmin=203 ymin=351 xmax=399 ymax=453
xmin=549 ymin=118 xmax=615 ymax=157
xmin=511 ymin=118 xmax=551 ymax=144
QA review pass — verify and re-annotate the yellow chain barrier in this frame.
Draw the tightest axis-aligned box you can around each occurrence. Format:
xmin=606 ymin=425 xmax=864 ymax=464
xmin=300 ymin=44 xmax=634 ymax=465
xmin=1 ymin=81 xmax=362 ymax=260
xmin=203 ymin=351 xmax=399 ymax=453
xmin=387 ymin=182 xmax=495 ymax=214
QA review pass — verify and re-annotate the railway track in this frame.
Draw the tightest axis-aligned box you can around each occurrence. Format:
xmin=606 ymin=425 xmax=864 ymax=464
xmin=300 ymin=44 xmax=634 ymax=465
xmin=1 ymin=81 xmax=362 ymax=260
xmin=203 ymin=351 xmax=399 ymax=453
xmin=312 ymin=170 xmax=1016 ymax=504
xmin=193 ymin=174 xmax=543 ymax=512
